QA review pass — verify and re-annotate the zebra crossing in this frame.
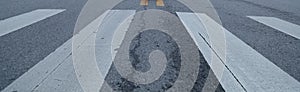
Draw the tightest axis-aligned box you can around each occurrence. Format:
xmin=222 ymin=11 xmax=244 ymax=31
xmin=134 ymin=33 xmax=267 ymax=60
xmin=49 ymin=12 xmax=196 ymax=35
xmin=177 ymin=12 xmax=300 ymax=92
xmin=1 ymin=9 xmax=300 ymax=92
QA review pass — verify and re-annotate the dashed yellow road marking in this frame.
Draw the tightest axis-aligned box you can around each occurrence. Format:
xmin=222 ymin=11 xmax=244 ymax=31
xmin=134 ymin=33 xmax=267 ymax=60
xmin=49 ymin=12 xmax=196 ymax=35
xmin=156 ymin=0 xmax=165 ymax=6
xmin=140 ymin=0 xmax=148 ymax=6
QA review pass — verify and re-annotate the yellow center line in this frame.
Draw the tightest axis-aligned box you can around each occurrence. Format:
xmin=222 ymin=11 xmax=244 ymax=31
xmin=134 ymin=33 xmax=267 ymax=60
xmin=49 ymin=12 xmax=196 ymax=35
xmin=156 ymin=0 xmax=165 ymax=6
xmin=140 ymin=0 xmax=148 ymax=6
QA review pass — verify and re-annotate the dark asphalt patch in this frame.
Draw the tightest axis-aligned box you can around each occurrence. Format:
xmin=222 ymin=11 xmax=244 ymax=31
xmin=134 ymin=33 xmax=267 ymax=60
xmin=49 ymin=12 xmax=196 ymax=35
xmin=106 ymin=0 xmax=226 ymax=91
xmin=104 ymin=30 xmax=181 ymax=91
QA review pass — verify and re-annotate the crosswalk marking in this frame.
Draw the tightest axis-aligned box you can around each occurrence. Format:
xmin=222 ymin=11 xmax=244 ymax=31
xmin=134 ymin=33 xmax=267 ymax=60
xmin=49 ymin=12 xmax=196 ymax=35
xmin=2 ymin=37 xmax=73 ymax=92
xmin=0 ymin=9 xmax=65 ymax=37
xmin=1 ymin=9 xmax=105 ymax=91
xmin=64 ymin=10 xmax=135 ymax=92
xmin=2 ymin=10 xmax=135 ymax=92
xmin=177 ymin=12 xmax=300 ymax=92
xmin=2 ymin=8 xmax=300 ymax=92
xmin=248 ymin=16 xmax=300 ymax=39
xmin=93 ymin=10 xmax=135 ymax=89
xmin=177 ymin=12 xmax=245 ymax=92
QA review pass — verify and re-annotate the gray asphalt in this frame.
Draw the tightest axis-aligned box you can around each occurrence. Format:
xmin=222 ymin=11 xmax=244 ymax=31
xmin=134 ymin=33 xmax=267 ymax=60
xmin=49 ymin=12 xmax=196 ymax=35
xmin=0 ymin=0 xmax=300 ymax=91
xmin=210 ymin=0 xmax=300 ymax=82
xmin=99 ymin=9 xmax=223 ymax=91
xmin=0 ymin=0 xmax=87 ymax=90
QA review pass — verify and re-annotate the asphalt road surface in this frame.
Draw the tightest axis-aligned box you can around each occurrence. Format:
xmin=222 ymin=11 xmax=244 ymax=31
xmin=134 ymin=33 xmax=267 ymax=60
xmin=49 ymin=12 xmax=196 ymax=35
xmin=0 ymin=0 xmax=300 ymax=92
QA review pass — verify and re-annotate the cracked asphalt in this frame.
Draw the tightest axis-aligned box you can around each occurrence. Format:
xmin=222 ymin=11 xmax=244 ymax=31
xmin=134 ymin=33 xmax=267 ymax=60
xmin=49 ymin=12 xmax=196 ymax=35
xmin=1 ymin=0 xmax=300 ymax=91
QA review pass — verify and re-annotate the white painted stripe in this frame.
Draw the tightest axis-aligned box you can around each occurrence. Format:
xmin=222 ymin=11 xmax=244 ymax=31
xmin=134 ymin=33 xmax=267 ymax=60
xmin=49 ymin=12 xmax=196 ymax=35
xmin=177 ymin=12 xmax=245 ymax=92
xmin=51 ymin=10 xmax=134 ymax=92
xmin=2 ymin=10 xmax=109 ymax=92
xmin=2 ymin=38 xmax=73 ymax=92
xmin=178 ymin=12 xmax=300 ymax=92
xmin=72 ymin=10 xmax=135 ymax=92
xmin=96 ymin=10 xmax=135 ymax=76
xmin=248 ymin=16 xmax=300 ymax=39
xmin=111 ymin=11 xmax=135 ymax=61
xmin=2 ymin=10 xmax=135 ymax=92
xmin=0 ymin=9 xmax=65 ymax=37
xmin=32 ymin=55 xmax=83 ymax=92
